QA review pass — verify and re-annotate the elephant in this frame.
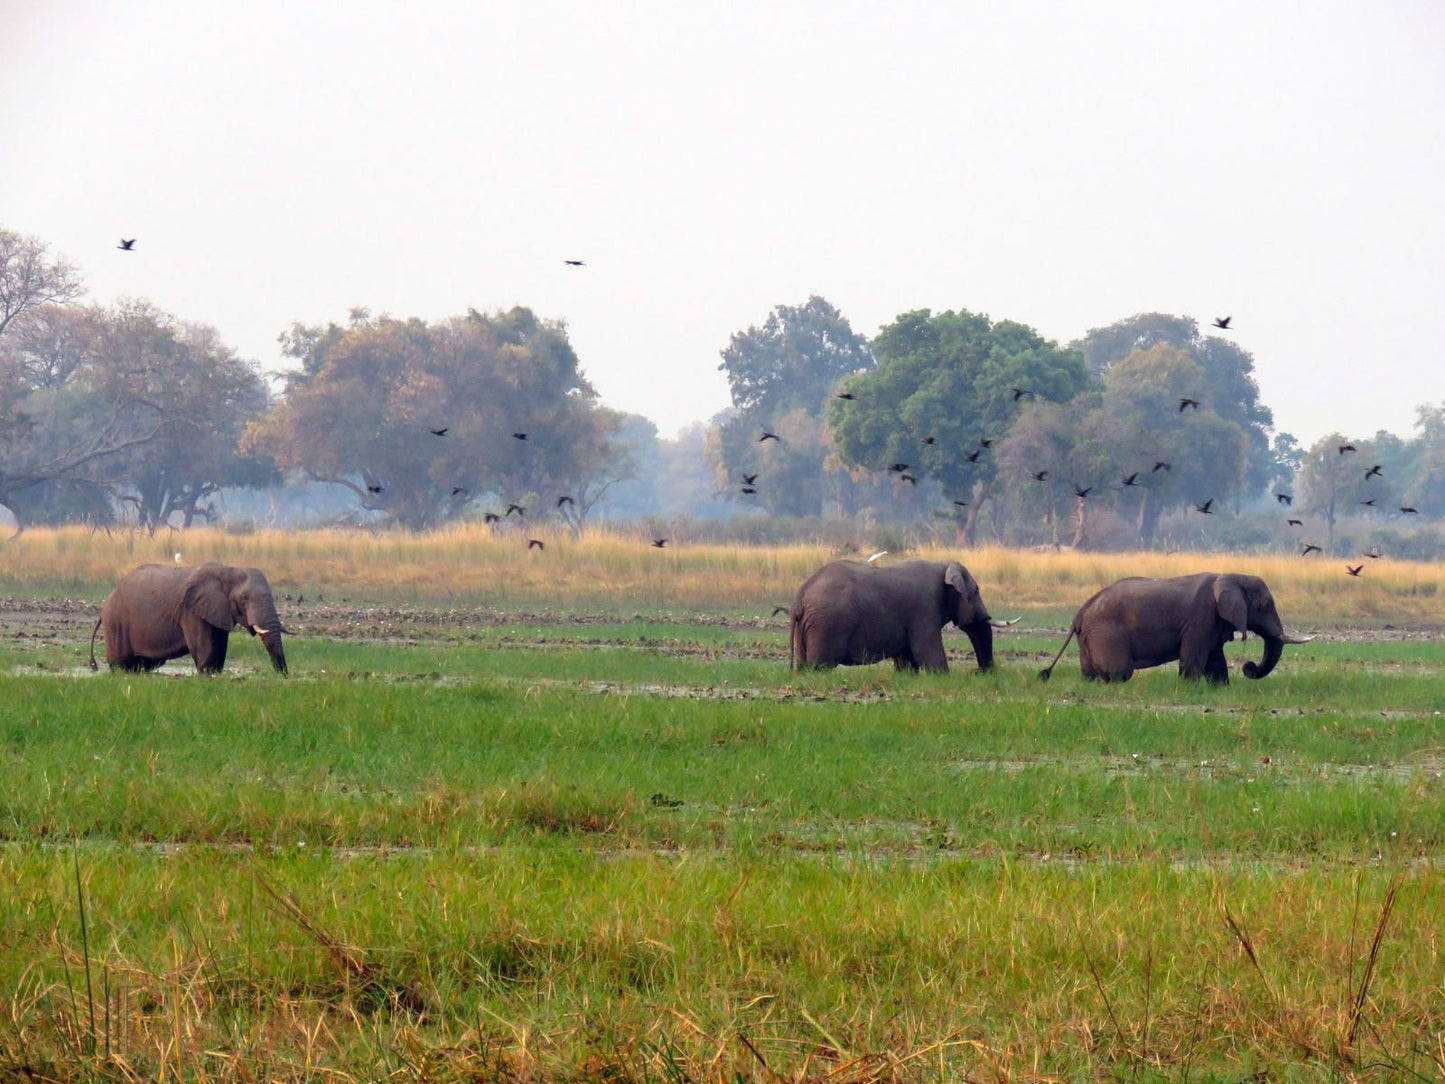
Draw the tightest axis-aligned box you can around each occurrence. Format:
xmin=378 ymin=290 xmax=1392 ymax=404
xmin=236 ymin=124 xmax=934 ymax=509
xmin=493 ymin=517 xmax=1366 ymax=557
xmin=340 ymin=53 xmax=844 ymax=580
xmin=89 ymin=562 xmax=289 ymax=674
xmin=789 ymin=558 xmax=1013 ymax=672
xmin=1038 ymin=571 xmax=1313 ymax=684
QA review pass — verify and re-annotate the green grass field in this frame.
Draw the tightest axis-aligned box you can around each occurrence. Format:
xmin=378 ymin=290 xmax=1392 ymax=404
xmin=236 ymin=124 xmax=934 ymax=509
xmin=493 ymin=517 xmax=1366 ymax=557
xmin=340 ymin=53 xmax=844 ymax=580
xmin=1 ymin=540 xmax=1443 ymax=1081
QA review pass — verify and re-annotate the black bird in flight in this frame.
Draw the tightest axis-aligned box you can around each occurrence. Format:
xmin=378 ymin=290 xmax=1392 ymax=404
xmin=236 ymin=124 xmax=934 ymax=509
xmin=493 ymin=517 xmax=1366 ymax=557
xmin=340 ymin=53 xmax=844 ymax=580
xmin=888 ymin=462 xmax=909 ymax=473
xmin=1010 ymin=387 xmax=1030 ymax=401
xmin=899 ymin=474 xmax=918 ymax=486
xmin=505 ymin=503 xmax=525 ymax=517
xmin=741 ymin=473 xmax=759 ymax=485
xmin=1346 ymin=564 xmax=1363 ymax=577
xmin=978 ymin=438 xmax=994 ymax=449
xmin=1178 ymin=398 xmax=1201 ymax=412
xmin=1121 ymin=472 xmax=1139 ymax=487
xmin=1361 ymin=499 xmax=1377 ymax=507
xmin=740 ymin=486 xmax=757 ymax=495
xmin=1276 ymin=492 xmax=1293 ymax=505
xmin=451 ymin=486 xmax=468 ymax=496
xmin=921 ymin=436 xmax=937 ymax=445
xmin=429 ymin=427 xmax=448 ymax=436
xmin=964 ymin=449 xmax=983 ymax=463
xmin=758 ymin=432 xmax=779 ymax=442
xmin=1338 ymin=444 xmax=1356 ymax=455
xmin=1301 ymin=543 xmax=1321 ymax=556
xmin=563 ymin=259 xmax=585 ymax=266
xmin=1364 ymin=465 xmax=1383 ymax=479
xmin=512 ymin=432 xmax=528 ymax=440
xmin=1287 ymin=518 xmax=1303 ymax=527
xmin=835 ymin=392 xmax=856 ymax=401
xmin=952 ymin=499 xmax=969 ymax=507
xmin=1212 ymin=316 xmax=1231 ymax=329
xmin=1074 ymin=485 xmax=1093 ymax=499
xmin=651 ymin=538 xmax=668 ymax=548
xmin=527 ymin=538 xmax=545 ymax=550
xmin=483 ymin=512 xmax=501 ymax=524
xmin=557 ymin=495 xmax=575 ymax=508
xmin=1401 ymin=506 xmax=1419 ymax=514
xmin=117 ymin=238 xmax=136 ymax=251
xmin=1030 ymin=470 xmax=1049 ymax=482
xmin=1152 ymin=461 xmax=1172 ymax=473
xmin=366 ymin=483 xmax=383 ymax=494
xmin=771 ymin=606 xmax=789 ymax=617
xmin=1194 ymin=498 xmax=1215 ymax=514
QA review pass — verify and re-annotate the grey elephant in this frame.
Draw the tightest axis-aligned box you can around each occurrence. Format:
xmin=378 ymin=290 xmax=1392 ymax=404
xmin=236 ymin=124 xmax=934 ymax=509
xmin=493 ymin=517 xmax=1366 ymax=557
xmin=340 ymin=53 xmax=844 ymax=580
xmin=790 ymin=558 xmax=1012 ymax=672
xmin=89 ymin=562 xmax=289 ymax=674
xmin=1039 ymin=571 xmax=1312 ymax=684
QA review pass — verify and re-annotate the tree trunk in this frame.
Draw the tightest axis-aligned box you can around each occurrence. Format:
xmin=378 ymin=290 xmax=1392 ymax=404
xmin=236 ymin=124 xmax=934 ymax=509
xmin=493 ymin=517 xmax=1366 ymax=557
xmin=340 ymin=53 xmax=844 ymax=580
xmin=1070 ymin=496 xmax=1090 ymax=549
xmin=1137 ymin=490 xmax=1162 ymax=548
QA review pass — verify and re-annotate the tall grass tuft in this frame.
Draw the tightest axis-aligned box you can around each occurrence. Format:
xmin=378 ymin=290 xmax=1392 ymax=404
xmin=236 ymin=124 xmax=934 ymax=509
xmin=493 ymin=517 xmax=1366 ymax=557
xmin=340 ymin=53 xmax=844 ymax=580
xmin=5 ymin=525 xmax=1443 ymax=621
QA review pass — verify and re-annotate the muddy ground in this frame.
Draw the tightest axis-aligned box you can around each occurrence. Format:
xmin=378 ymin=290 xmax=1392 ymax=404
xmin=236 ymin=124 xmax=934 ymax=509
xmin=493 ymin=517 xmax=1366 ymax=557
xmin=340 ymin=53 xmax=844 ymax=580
xmin=4 ymin=593 xmax=1438 ymax=650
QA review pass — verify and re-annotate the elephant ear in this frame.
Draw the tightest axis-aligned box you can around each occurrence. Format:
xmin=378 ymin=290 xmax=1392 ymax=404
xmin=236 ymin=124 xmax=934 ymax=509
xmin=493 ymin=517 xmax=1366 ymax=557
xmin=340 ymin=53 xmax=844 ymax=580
xmin=182 ymin=566 xmax=237 ymax=631
xmin=1214 ymin=576 xmax=1248 ymax=636
xmin=944 ymin=562 xmax=978 ymax=624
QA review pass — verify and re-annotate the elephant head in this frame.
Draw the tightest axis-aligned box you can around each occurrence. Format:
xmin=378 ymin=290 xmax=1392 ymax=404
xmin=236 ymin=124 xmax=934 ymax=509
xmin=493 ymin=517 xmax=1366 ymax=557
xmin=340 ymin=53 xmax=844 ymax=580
xmin=1212 ymin=573 xmax=1312 ymax=679
xmin=944 ymin=562 xmax=998 ymax=671
xmin=181 ymin=563 xmax=288 ymax=673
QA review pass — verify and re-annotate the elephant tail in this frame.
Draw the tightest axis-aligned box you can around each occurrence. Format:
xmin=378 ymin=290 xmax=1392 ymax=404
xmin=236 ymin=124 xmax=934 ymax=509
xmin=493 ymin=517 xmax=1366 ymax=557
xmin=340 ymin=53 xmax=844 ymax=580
xmin=1038 ymin=623 xmax=1077 ymax=681
xmin=789 ymin=608 xmax=804 ymax=671
xmin=88 ymin=616 xmax=102 ymax=671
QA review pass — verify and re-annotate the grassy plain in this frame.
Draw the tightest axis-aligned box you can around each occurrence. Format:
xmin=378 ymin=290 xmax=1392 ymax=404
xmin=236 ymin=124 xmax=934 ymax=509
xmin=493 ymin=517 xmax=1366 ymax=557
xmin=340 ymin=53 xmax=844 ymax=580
xmin=3 ymin=523 xmax=1444 ymax=620
xmin=1 ymin=528 xmax=1443 ymax=1081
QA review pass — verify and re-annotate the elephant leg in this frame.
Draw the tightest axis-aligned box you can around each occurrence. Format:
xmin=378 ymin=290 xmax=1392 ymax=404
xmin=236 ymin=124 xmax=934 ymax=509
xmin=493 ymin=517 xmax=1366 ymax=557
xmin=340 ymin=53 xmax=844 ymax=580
xmin=1179 ymin=628 xmax=1219 ymax=681
xmin=1203 ymin=642 xmax=1230 ymax=684
xmin=892 ymin=652 xmax=919 ymax=672
xmin=910 ymin=631 xmax=950 ymax=674
xmin=189 ymin=627 xmax=229 ymax=673
xmin=1080 ymin=627 xmax=1133 ymax=682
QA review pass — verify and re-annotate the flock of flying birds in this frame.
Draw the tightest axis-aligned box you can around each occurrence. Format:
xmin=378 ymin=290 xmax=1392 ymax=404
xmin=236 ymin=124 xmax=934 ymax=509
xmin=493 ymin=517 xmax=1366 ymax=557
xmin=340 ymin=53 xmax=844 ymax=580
xmin=114 ymin=243 xmax=1412 ymax=574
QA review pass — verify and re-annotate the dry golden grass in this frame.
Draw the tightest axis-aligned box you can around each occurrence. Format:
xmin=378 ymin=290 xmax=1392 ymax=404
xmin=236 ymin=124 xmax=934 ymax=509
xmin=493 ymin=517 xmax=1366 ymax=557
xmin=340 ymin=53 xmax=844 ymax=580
xmin=4 ymin=524 xmax=1441 ymax=622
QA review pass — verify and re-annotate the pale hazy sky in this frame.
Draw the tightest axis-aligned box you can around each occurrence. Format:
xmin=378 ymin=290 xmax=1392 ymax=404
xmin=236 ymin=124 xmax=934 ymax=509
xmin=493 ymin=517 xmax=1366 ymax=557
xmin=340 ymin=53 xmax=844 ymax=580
xmin=3 ymin=2 xmax=1442 ymax=443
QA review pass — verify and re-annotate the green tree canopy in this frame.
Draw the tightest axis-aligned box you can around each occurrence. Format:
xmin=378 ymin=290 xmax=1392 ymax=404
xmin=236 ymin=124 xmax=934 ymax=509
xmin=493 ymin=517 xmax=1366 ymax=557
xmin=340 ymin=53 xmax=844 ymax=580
xmin=710 ymin=297 xmax=874 ymax=517
xmin=993 ymin=343 xmax=1250 ymax=548
xmin=1297 ymin=432 xmax=1406 ymax=554
xmin=1073 ymin=312 xmax=1277 ymax=495
xmin=248 ymin=307 xmax=628 ymax=529
xmin=828 ymin=308 xmax=1092 ymax=539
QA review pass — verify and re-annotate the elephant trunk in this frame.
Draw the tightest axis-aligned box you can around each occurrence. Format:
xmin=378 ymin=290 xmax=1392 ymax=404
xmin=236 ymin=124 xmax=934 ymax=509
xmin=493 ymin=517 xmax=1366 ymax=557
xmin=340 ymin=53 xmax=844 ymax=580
xmin=962 ymin=620 xmax=994 ymax=672
xmin=1242 ymin=633 xmax=1283 ymax=680
xmin=259 ymin=629 xmax=288 ymax=674
xmin=247 ymin=600 xmax=288 ymax=674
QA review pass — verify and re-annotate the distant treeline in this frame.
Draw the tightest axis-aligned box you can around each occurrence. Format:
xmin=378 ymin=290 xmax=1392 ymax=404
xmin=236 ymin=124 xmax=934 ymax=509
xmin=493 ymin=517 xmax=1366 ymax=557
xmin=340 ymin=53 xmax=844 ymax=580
xmin=2 ymin=227 xmax=1440 ymax=557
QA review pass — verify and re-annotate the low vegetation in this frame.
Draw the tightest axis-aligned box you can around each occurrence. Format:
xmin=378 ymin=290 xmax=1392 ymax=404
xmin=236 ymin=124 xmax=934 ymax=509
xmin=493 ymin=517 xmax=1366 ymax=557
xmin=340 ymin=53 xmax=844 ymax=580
xmin=4 ymin=525 xmax=1444 ymax=622
xmin=0 ymin=539 xmax=1441 ymax=1081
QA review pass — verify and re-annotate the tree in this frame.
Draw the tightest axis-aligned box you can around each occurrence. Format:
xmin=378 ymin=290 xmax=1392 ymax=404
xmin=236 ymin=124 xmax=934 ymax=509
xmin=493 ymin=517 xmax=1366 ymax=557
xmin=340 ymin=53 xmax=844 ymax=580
xmin=95 ymin=302 xmax=278 ymax=527
xmin=829 ymin=308 xmax=1092 ymax=542
xmin=1403 ymin=403 xmax=1445 ymax=515
xmin=710 ymin=297 xmax=874 ymax=517
xmin=1073 ymin=313 xmax=1277 ymax=497
xmin=0 ymin=310 xmax=166 ymax=530
xmin=247 ymin=307 xmax=629 ymax=530
xmin=0 ymin=227 xmax=82 ymax=338
xmin=1297 ymin=433 xmax=1404 ymax=554
xmin=992 ymin=343 xmax=1251 ymax=549
xmin=0 ymin=299 xmax=274 ymax=530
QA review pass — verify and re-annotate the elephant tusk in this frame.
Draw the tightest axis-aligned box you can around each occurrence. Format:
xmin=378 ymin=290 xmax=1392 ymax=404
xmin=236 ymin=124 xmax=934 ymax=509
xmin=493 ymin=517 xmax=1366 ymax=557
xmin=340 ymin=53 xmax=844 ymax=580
xmin=1281 ymin=633 xmax=1315 ymax=645
xmin=989 ymin=618 xmax=1020 ymax=628
xmin=252 ymin=626 xmax=270 ymax=635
